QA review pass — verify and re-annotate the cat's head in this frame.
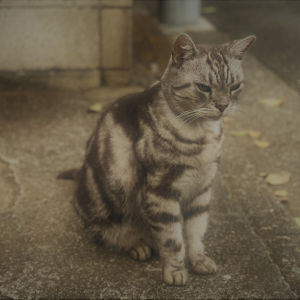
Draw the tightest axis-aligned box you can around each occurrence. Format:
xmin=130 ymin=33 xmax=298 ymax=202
xmin=161 ymin=34 xmax=256 ymax=123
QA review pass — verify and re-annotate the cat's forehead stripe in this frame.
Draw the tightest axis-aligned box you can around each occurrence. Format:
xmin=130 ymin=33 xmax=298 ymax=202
xmin=206 ymin=55 xmax=220 ymax=83
xmin=226 ymin=64 xmax=230 ymax=83
xmin=230 ymin=72 xmax=235 ymax=84
xmin=208 ymin=72 xmax=213 ymax=85
xmin=203 ymin=55 xmax=220 ymax=84
xmin=201 ymin=46 xmax=241 ymax=86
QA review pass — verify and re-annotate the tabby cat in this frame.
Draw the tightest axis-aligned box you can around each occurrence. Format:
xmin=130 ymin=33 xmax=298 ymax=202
xmin=62 ymin=34 xmax=255 ymax=286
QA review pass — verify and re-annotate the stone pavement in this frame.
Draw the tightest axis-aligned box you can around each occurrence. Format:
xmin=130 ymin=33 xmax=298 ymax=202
xmin=1 ymin=24 xmax=300 ymax=300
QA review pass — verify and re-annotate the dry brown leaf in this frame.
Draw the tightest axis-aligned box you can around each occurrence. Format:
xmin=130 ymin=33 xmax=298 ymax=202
xmin=248 ymin=130 xmax=261 ymax=140
xmin=259 ymin=172 xmax=268 ymax=178
xmin=224 ymin=117 xmax=232 ymax=124
xmin=253 ymin=140 xmax=270 ymax=149
xmin=266 ymin=172 xmax=291 ymax=186
xmin=273 ymin=190 xmax=288 ymax=197
xmin=278 ymin=197 xmax=289 ymax=204
xmin=274 ymin=190 xmax=289 ymax=203
xmin=230 ymin=130 xmax=248 ymax=137
xmin=294 ymin=218 xmax=300 ymax=227
xmin=88 ymin=103 xmax=104 ymax=113
xmin=259 ymin=98 xmax=286 ymax=107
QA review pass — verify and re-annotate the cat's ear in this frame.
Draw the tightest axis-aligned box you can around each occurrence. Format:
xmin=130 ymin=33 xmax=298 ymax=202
xmin=229 ymin=35 xmax=256 ymax=60
xmin=172 ymin=34 xmax=199 ymax=65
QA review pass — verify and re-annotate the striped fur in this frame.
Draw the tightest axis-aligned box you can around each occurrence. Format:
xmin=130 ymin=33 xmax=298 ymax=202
xmin=73 ymin=34 xmax=255 ymax=286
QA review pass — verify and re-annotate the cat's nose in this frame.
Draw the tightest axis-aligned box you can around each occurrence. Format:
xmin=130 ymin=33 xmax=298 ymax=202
xmin=216 ymin=105 xmax=228 ymax=112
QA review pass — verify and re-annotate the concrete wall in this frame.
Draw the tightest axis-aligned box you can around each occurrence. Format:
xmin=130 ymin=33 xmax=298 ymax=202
xmin=0 ymin=0 xmax=133 ymax=89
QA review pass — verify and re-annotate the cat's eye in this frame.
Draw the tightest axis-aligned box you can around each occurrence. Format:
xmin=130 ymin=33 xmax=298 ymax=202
xmin=196 ymin=83 xmax=211 ymax=93
xmin=230 ymin=83 xmax=241 ymax=91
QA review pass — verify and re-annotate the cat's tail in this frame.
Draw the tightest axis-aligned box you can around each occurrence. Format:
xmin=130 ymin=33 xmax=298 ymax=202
xmin=57 ymin=168 xmax=81 ymax=181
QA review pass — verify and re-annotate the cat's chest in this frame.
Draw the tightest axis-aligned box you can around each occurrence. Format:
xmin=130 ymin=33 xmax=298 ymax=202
xmin=200 ymin=132 xmax=223 ymax=161
xmin=179 ymin=126 xmax=223 ymax=167
xmin=175 ymin=129 xmax=224 ymax=200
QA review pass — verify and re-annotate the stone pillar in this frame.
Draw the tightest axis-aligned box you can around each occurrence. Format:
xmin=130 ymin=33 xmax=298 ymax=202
xmin=101 ymin=0 xmax=133 ymax=85
xmin=160 ymin=0 xmax=201 ymax=26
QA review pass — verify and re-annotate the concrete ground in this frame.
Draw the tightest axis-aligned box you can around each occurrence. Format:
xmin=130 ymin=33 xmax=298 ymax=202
xmin=1 ymin=12 xmax=300 ymax=300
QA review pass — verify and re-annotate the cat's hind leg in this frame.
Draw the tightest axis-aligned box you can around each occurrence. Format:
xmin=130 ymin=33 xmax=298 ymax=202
xmin=127 ymin=226 xmax=154 ymax=261
xmin=105 ymin=223 xmax=153 ymax=261
xmin=128 ymin=240 xmax=152 ymax=261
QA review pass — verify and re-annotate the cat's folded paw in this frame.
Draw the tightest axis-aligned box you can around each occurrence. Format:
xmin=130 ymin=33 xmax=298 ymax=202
xmin=191 ymin=256 xmax=217 ymax=274
xmin=128 ymin=242 xmax=151 ymax=261
xmin=163 ymin=266 xmax=188 ymax=286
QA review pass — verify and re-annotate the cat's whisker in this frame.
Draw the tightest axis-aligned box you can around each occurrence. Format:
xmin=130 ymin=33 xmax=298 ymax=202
xmin=180 ymin=112 xmax=199 ymax=121
xmin=189 ymin=114 xmax=205 ymax=125
xmin=179 ymin=106 xmax=207 ymax=117
xmin=186 ymin=116 xmax=200 ymax=125
xmin=176 ymin=114 xmax=199 ymax=124
xmin=183 ymin=113 xmax=203 ymax=125
xmin=181 ymin=111 xmax=201 ymax=122
xmin=178 ymin=109 xmax=201 ymax=118
xmin=227 ymin=106 xmax=244 ymax=116
xmin=223 ymin=103 xmax=239 ymax=117
xmin=168 ymin=110 xmax=197 ymax=123
xmin=168 ymin=107 xmax=210 ymax=126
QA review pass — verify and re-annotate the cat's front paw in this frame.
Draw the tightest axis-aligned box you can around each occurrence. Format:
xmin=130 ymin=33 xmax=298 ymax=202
xmin=128 ymin=242 xmax=151 ymax=261
xmin=191 ymin=256 xmax=217 ymax=275
xmin=163 ymin=265 xmax=188 ymax=286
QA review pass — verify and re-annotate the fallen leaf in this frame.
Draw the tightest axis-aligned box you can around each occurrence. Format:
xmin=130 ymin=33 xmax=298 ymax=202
xmin=294 ymin=218 xmax=300 ymax=228
xmin=274 ymin=190 xmax=289 ymax=203
xmin=259 ymin=98 xmax=286 ymax=107
xmin=230 ymin=131 xmax=248 ymax=137
xmin=202 ymin=6 xmax=218 ymax=14
xmin=266 ymin=172 xmax=291 ymax=185
xmin=247 ymin=130 xmax=261 ymax=140
xmin=253 ymin=140 xmax=270 ymax=149
xmin=224 ymin=117 xmax=232 ymax=124
xmin=273 ymin=190 xmax=288 ymax=197
xmin=88 ymin=103 xmax=104 ymax=113
xmin=278 ymin=197 xmax=289 ymax=204
xmin=259 ymin=172 xmax=268 ymax=178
